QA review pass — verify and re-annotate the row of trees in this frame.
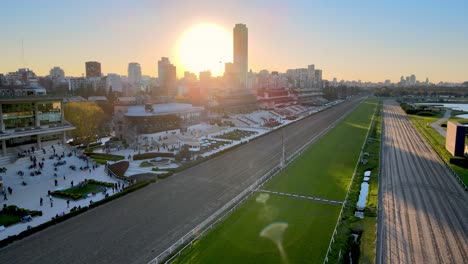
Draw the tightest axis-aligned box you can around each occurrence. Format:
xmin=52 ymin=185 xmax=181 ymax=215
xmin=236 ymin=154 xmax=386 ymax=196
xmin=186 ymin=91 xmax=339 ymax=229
xmin=373 ymin=86 xmax=468 ymax=97
xmin=323 ymin=85 xmax=361 ymax=100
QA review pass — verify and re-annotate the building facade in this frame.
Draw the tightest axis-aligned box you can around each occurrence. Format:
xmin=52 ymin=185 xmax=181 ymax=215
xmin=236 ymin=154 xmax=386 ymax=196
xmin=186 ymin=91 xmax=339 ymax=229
xmin=114 ymin=102 xmax=203 ymax=143
xmin=158 ymin=57 xmax=177 ymax=97
xmin=106 ymin=74 xmax=123 ymax=93
xmin=233 ymin=23 xmax=248 ymax=89
xmin=128 ymin=62 xmax=142 ymax=89
xmin=0 ymin=97 xmax=75 ymax=156
xmin=49 ymin=67 xmax=65 ymax=82
xmin=85 ymin=61 xmax=102 ymax=78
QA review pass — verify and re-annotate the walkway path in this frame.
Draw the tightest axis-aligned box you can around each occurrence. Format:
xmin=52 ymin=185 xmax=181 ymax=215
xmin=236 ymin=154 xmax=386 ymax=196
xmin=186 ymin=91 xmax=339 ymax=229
xmin=431 ymin=109 xmax=451 ymax=137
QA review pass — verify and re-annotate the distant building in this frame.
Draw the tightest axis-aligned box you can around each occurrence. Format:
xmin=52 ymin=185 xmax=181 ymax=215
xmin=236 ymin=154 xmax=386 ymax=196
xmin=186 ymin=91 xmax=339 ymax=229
xmin=49 ymin=67 xmax=65 ymax=82
xmin=233 ymin=23 xmax=248 ymax=89
xmin=158 ymin=57 xmax=177 ymax=97
xmin=85 ymin=61 xmax=101 ymax=78
xmin=0 ymin=85 xmax=47 ymax=97
xmin=5 ymin=68 xmax=38 ymax=86
xmin=106 ymin=74 xmax=123 ymax=93
xmin=68 ymin=77 xmax=87 ymax=91
xmin=128 ymin=62 xmax=142 ymax=88
xmin=286 ymin=65 xmax=324 ymax=104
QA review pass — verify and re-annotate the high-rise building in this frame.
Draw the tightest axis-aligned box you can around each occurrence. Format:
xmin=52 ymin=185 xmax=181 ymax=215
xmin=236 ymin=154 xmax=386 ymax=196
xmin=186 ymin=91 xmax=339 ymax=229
xmin=409 ymin=74 xmax=416 ymax=85
xmin=128 ymin=63 xmax=142 ymax=87
xmin=158 ymin=57 xmax=177 ymax=97
xmin=233 ymin=23 xmax=248 ymax=89
xmin=106 ymin=74 xmax=123 ymax=92
xmin=85 ymin=61 xmax=101 ymax=78
xmin=49 ymin=67 xmax=65 ymax=81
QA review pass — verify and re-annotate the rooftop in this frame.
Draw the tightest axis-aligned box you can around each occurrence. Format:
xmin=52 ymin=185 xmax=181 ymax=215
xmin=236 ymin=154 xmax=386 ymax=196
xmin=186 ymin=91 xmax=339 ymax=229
xmin=125 ymin=103 xmax=204 ymax=117
xmin=0 ymin=95 xmax=64 ymax=104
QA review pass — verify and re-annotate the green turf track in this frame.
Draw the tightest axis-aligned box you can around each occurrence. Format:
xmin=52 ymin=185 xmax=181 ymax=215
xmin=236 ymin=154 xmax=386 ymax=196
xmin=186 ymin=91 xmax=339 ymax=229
xmin=172 ymin=99 xmax=377 ymax=263
xmin=264 ymin=100 xmax=378 ymax=201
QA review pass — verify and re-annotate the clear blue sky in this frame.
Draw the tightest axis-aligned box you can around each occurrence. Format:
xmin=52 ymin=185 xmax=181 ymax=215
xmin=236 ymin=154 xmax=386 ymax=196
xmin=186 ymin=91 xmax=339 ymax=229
xmin=1 ymin=0 xmax=467 ymax=82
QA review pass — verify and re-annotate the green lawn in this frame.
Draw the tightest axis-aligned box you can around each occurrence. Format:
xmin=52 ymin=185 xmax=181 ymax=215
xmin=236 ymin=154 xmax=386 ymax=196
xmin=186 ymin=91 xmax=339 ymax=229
xmin=358 ymin=217 xmax=377 ymax=264
xmin=52 ymin=181 xmax=111 ymax=200
xmin=0 ymin=214 xmax=21 ymax=227
xmin=264 ymin=100 xmax=378 ymax=201
xmin=172 ymin=99 xmax=378 ymax=264
xmin=173 ymin=194 xmax=341 ymax=264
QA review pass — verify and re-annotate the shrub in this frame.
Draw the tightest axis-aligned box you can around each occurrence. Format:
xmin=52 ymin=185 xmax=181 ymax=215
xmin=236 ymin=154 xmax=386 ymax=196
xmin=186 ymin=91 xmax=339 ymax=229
xmin=133 ymin=152 xmax=174 ymax=160
xmin=87 ymin=179 xmax=114 ymax=187
xmin=139 ymin=161 xmax=153 ymax=167
xmin=157 ymin=172 xmax=174 ymax=179
xmin=449 ymin=157 xmax=468 ymax=168
xmin=416 ymin=111 xmax=435 ymax=116
xmin=87 ymin=153 xmax=125 ymax=161
xmin=107 ymin=161 xmax=129 ymax=177
xmin=152 ymin=167 xmax=159 ymax=171
xmin=88 ymin=142 xmax=103 ymax=148
xmin=93 ymin=159 xmax=108 ymax=165
xmin=0 ymin=205 xmax=42 ymax=227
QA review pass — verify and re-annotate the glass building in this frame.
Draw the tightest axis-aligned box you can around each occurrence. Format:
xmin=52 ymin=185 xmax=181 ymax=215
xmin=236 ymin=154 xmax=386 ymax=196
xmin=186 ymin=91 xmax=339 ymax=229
xmin=0 ymin=97 xmax=75 ymax=155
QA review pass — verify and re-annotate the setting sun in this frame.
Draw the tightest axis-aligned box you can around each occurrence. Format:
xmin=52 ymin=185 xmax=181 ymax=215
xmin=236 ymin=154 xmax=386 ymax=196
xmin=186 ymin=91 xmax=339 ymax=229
xmin=176 ymin=23 xmax=232 ymax=76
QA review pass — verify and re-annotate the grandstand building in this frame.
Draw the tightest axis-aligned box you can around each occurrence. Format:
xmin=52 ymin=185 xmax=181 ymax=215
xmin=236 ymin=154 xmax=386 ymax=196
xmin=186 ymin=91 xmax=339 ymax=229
xmin=256 ymin=88 xmax=297 ymax=109
xmin=0 ymin=96 xmax=75 ymax=158
xmin=114 ymin=102 xmax=204 ymax=143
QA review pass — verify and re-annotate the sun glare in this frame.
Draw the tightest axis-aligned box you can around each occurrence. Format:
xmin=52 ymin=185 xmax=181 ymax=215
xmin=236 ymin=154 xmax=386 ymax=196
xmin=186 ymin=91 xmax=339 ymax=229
xmin=176 ymin=23 xmax=232 ymax=76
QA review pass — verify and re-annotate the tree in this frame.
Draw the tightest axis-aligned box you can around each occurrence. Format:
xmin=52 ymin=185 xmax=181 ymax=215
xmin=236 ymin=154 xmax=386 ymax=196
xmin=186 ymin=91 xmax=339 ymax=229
xmin=64 ymin=102 xmax=105 ymax=146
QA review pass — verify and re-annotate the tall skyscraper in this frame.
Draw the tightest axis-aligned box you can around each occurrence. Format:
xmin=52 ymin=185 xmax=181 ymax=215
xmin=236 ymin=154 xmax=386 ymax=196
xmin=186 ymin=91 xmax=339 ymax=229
xmin=233 ymin=23 xmax=248 ymax=89
xmin=128 ymin=62 xmax=142 ymax=87
xmin=85 ymin=61 xmax=101 ymax=78
xmin=158 ymin=57 xmax=176 ymax=97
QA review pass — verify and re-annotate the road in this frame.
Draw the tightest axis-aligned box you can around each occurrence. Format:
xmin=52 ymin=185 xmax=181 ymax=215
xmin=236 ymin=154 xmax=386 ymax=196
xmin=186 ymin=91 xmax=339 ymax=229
xmin=377 ymin=101 xmax=468 ymax=264
xmin=430 ymin=108 xmax=451 ymax=137
xmin=0 ymin=97 xmax=364 ymax=264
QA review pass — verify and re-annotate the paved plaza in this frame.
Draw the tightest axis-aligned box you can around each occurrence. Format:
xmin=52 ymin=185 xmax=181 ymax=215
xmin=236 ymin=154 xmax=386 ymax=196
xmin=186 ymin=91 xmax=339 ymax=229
xmin=0 ymin=143 xmax=122 ymax=240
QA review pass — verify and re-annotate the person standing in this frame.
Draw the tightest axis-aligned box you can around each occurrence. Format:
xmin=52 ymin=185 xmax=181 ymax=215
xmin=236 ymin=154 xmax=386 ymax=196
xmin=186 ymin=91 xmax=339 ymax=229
xmin=67 ymin=200 xmax=70 ymax=208
xmin=40 ymin=197 xmax=43 ymax=206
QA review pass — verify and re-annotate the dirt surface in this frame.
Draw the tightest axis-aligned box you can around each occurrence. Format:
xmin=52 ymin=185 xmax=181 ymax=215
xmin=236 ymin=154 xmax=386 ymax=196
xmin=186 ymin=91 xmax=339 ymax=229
xmin=377 ymin=101 xmax=468 ymax=264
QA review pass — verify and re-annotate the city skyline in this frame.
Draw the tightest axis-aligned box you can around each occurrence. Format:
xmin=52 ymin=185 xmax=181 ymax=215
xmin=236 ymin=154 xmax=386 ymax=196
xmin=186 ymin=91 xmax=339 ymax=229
xmin=1 ymin=0 xmax=467 ymax=82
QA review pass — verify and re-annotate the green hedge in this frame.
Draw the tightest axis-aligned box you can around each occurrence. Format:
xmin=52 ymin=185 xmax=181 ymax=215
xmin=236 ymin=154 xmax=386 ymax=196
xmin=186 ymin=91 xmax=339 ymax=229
xmin=51 ymin=179 xmax=114 ymax=200
xmin=0 ymin=205 xmax=42 ymax=227
xmin=157 ymin=172 xmax=174 ymax=179
xmin=133 ymin=152 xmax=174 ymax=160
xmin=450 ymin=157 xmax=468 ymax=169
xmin=87 ymin=153 xmax=125 ymax=161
